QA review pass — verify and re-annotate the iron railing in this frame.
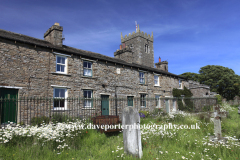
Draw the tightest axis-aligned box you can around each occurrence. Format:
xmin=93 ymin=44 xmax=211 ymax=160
xmin=0 ymin=97 xmax=217 ymax=127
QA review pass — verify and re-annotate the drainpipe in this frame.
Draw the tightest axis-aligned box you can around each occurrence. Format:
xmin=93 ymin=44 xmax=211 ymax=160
xmin=115 ymin=86 xmax=117 ymax=116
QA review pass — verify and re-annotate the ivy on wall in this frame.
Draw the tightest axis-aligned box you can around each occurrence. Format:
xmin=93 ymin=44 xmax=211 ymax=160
xmin=172 ymin=86 xmax=193 ymax=97
xmin=172 ymin=87 xmax=194 ymax=111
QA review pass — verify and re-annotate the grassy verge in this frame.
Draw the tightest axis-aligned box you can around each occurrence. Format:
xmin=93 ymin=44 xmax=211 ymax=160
xmin=0 ymin=103 xmax=240 ymax=159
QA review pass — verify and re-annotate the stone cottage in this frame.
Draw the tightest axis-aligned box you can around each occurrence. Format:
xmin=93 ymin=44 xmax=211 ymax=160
xmin=0 ymin=23 xmax=212 ymax=124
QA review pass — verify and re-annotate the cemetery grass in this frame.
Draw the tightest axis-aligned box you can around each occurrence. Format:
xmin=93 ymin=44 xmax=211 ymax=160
xmin=0 ymin=104 xmax=240 ymax=159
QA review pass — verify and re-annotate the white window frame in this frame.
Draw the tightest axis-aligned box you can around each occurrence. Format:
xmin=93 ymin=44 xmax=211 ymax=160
xmin=56 ymin=55 xmax=68 ymax=74
xmin=154 ymin=75 xmax=159 ymax=86
xmin=83 ymin=90 xmax=93 ymax=108
xmin=179 ymin=79 xmax=183 ymax=89
xmin=139 ymin=72 xmax=145 ymax=84
xmin=83 ymin=61 xmax=92 ymax=77
xmin=53 ymin=88 xmax=68 ymax=110
xmin=140 ymin=94 xmax=146 ymax=107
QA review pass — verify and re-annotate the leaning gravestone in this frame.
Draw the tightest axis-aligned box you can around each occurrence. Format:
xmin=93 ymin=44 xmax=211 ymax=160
xmin=122 ymin=107 xmax=143 ymax=159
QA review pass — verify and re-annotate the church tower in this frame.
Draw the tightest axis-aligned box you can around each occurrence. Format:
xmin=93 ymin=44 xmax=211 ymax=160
xmin=114 ymin=25 xmax=154 ymax=68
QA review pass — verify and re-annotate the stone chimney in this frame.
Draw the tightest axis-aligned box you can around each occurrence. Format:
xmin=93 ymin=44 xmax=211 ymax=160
xmin=44 ymin=23 xmax=63 ymax=47
xmin=155 ymin=60 xmax=168 ymax=72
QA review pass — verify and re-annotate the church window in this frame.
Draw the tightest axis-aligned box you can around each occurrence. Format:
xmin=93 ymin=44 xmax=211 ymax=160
xmin=139 ymin=72 xmax=145 ymax=84
xmin=145 ymin=44 xmax=149 ymax=53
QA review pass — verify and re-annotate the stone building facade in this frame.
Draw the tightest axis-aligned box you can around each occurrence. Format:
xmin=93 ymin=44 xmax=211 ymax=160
xmin=188 ymin=80 xmax=211 ymax=97
xmin=0 ymin=23 xmax=212 ymax=124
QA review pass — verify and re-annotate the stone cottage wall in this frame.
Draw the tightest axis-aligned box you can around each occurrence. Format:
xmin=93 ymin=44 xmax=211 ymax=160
xmin=0 ymin=38 xmax=187 ymax=124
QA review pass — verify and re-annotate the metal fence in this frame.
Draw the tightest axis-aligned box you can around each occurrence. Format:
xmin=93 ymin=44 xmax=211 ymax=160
xmin=0 ymin=97 xmax=217 ymax=127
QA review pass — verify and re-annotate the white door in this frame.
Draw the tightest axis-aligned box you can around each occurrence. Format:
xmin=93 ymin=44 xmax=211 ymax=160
xmin=172 ymin=99 xmax=176 ymax=111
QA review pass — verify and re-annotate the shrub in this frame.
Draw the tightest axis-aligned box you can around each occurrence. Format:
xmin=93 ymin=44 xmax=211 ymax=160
xmin=51 ymin=113 xmax=73 ymax=123
xmin=172 ymin=114 xmax=185 ymax=122
xmin=202 ymin=105 xmax=213 ymax=112
xmin=197 ymin=113 xmax=210 ymax=123
xmin=139 ymin=113 xmax=145 ymax=118
xmin=177 ymin=99 xmax=194 ymax=112
xmin=30 ymin=116 xmax=50 ymax=126
xmin=172 ymin=86 xmax=193 ymax=97
xmin=139 ymin=110 xmax=149 ymax=118
xmin=150 ymin=108 xmax=162 ymax=116
xmin=173 ymin=87 xmax=194 ymax=112
xmin=215 ymin=94 xmax=222 ymax=105
xmin=177 ymin=100 xmax=184 ymax=110
xmin=184 ymin=99 xmax=194 ymax=112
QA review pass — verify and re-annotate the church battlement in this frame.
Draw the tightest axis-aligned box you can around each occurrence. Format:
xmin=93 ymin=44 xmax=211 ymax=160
xmin=121 ymin=25 xmax=153 ymax=43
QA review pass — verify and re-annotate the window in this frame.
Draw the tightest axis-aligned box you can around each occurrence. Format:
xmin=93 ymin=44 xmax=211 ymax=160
xmin=84 ymin=90 xmax=93 ymax=108
xmin=140 ymin=94 xmax=146 ymax=107
xmin=154 ymin=75 xmax=159 ymax=86
xmin=56 ymin=56 xmax=67 ymax=73
xmin=155 ymin=95 xmax=161 ymax=108
xmin=54 ymin=88 xmax=67 ymax=109
xmin=145 ymin=44 xmax=149 ymax=53
xmin=139 ymin=72 xmax=145 ymax=84
xmin=179 ymin=80 xmax=183 ymax=89
xmin=83 ymin=61 xmax=92 ymax=77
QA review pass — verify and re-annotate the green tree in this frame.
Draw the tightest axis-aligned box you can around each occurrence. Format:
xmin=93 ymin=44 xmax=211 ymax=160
xmin=179 ymin=72 xmax=200 ymax=82
xmin=198 ymin=65 xmax=240 ymax=100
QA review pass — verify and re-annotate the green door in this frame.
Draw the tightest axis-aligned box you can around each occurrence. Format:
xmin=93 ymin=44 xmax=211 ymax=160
xmin=101 ymin=95 xmax=109 ymax=116
xmin=0 ymin=88 xmax=18 ymax=124
xmin=165 ymin=99 xmax=169 ymax=113
xmin=127 ymin=96 xmax=134 ymax=107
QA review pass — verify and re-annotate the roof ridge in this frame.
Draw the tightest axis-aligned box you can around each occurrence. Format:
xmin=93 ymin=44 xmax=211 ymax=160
xmin=0 ymin=29 xmax=47 ymax=42
xmin=0 ymin=28 xmax=186 ymax=79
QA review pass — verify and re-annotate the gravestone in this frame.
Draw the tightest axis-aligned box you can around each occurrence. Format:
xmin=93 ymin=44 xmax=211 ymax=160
xmin=122 ymin=106 xmax=143 ymax=158
xmin=238 ymin=106 xmax=240 ymax=114
xmin=213 ymin=113 xmax=222 ymax=139
xmin=209 ymin=105 xmax=227 ymax=143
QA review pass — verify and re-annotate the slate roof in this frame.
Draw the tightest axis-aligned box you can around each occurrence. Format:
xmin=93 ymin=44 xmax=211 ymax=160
xmin=0 ymin=28 xmax=186 ymax=79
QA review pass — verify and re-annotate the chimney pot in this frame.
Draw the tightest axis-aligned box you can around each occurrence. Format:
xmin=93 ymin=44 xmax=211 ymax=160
xmin=54 ymin=22 xmax=60 ymax=26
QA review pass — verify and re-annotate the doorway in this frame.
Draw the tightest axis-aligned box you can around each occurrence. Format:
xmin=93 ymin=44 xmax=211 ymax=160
xmin=127 ymin=96 xmax=134 ymax=107
xmin=101 ymin=95 xmax=109 ymax=116
xmin=0 ymin=88 xmax=18 ymax=124
xmin=165 ymin=99 xmax=169 ymax=113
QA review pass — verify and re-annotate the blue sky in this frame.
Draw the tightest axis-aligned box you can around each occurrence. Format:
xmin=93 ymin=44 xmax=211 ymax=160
xmin=1 ymin=0 xmax=240 ymax=75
